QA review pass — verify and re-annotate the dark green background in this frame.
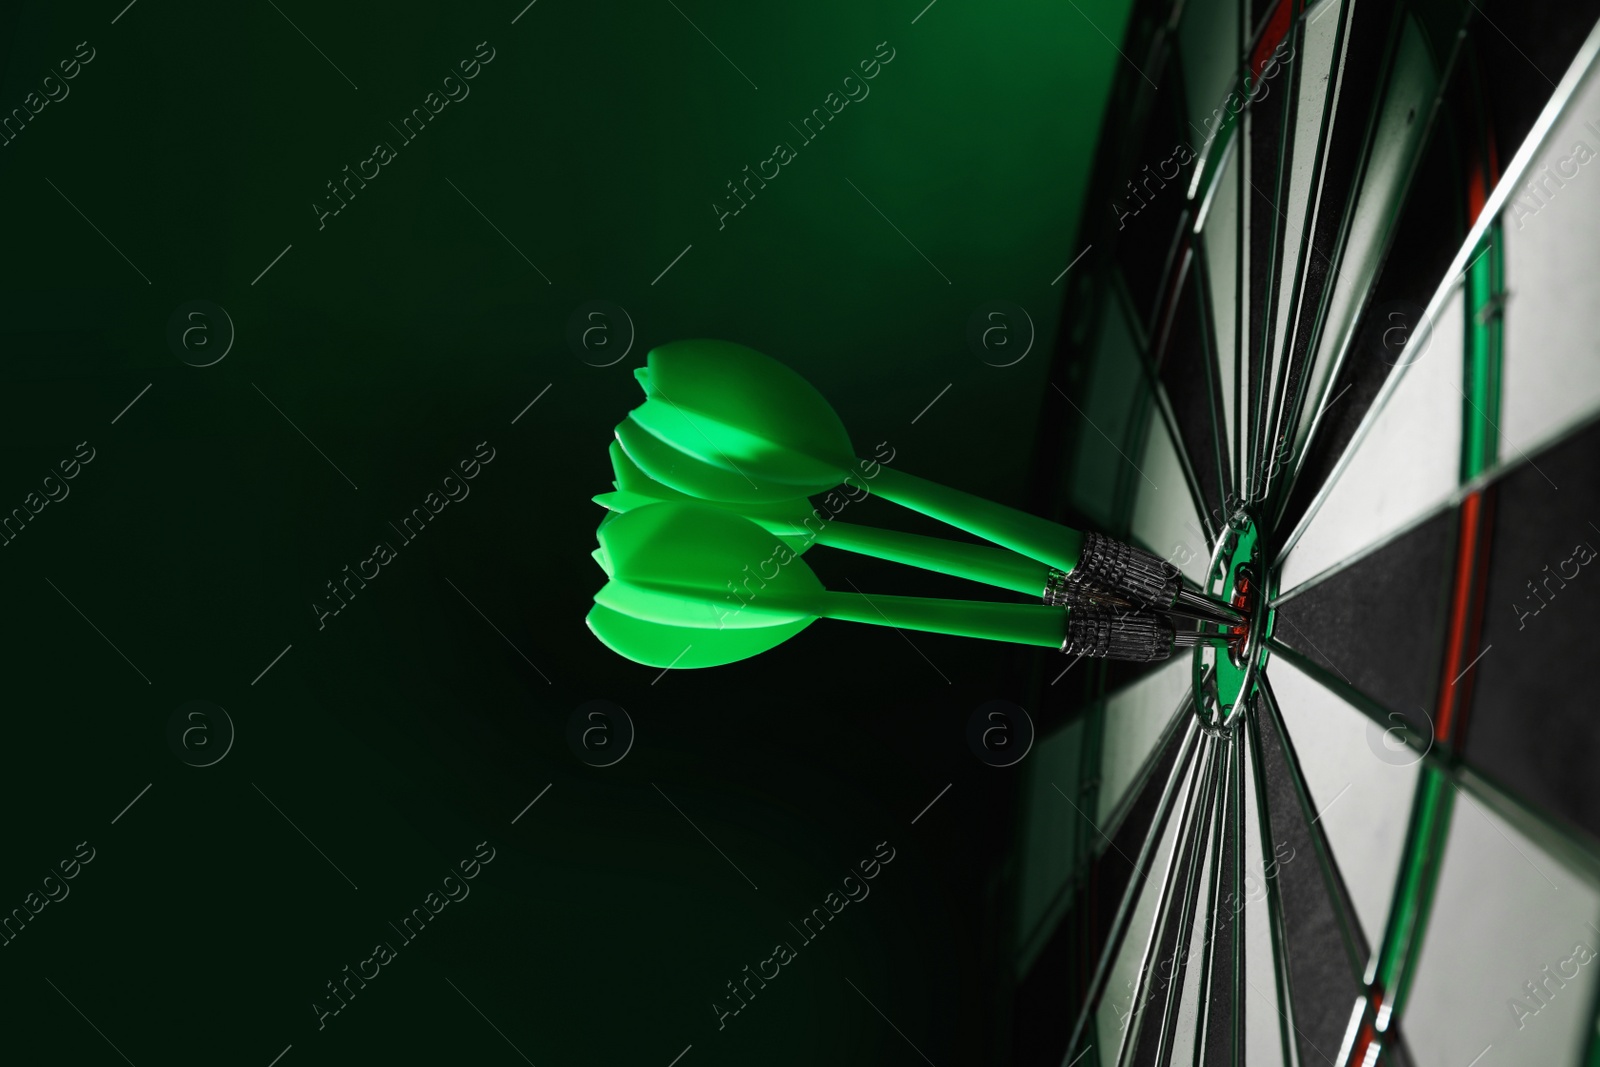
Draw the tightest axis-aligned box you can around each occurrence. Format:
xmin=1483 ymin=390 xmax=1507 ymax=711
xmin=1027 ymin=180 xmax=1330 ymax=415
xmin=0 ymin=0 xmax=1129 ymax=1062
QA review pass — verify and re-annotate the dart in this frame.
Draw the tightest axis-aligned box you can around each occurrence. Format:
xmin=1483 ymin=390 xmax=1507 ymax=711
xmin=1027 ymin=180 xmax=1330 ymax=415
xmin=617 ymin=339 xmax=1244 ymax=626
xmin=586 ymin=501 xmax=1224 ymax=669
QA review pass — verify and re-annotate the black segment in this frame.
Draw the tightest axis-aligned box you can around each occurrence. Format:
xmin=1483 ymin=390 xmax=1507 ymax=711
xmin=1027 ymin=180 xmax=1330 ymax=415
xmin=1157 ymin=263 xmax=1230 ymax=534
xmin=1465 ymin=417 xmax=1600 ymax=840
xmin=1015 ymin=715 xmax=1191 ymax=1067
xmin=1275 ymin=6 xmax=1465 ymax=538
xmin=1131 ymin=741 xmax=1222 ymax=1066
xmin=1115 ymin=53 xmax=1196 ymax=333
xmin=1273 ymin=507 xmax=1457 ymax=729
xmin=1200 ymin=739 xmax=1242 ymax=1066
xmin=1252 ymin=695 xmax=1364 ymax=1067
xmin=1473 ymin=0 xmax=1600 ymax=171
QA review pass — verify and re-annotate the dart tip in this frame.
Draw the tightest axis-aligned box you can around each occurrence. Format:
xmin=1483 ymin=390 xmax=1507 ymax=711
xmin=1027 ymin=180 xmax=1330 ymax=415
xmin=1172 ymin=587 xmax=1248 ymax=627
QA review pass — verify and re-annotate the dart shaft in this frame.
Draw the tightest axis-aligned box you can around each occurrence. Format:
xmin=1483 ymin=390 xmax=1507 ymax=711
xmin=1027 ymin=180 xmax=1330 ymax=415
xmin=807 ymin=521 xmax=1050 ymax=597
xmin=868 ymin=466 xmax=1087 ymax=575
xmin=818 ymin=591 xmax=1066 ymax=648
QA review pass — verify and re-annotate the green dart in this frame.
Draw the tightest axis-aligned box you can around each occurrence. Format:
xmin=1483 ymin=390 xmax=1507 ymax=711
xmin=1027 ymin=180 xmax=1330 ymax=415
xmin=619 ymin=339 xmax=1243 ymax=626
xmin=587 ymin=501 xmax=1218 ymax=668
xmin=595 ymin=440 xmax=1051 ymax=597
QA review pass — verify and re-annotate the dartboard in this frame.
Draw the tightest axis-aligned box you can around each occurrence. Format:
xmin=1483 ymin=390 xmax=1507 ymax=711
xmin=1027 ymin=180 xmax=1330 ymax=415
xmin=1025 ymin=2 xmax=1600 ymax=1065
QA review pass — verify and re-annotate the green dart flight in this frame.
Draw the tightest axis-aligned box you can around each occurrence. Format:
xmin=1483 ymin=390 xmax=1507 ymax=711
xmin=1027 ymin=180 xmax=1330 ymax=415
xmin=617 ymin=339 xmax=1241 ymax=626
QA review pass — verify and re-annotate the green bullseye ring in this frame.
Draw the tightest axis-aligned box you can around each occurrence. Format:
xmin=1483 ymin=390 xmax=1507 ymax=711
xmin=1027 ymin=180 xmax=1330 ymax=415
xmin=1192 ymin=512 xmax=1274 ymax=729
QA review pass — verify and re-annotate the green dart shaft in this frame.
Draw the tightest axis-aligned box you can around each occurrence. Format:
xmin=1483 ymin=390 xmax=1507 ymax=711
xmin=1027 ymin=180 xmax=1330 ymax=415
xmin=816 ymin=591 xmax=1066 ymax=648
xmin=805 ymin=521 xmax=1051 ymax=597
xmin=867 ymin=466 xmax=1086 ymax=576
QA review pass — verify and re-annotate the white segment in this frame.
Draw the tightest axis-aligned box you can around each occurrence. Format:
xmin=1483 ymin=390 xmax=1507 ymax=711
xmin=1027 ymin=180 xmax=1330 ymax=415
xmin=1131 ymin=409 xmax=1213 ymax=587
xmin=1265 ymin=1 xmax=1343 ymax=443
xmin=1278 ymin=284 xmax=1465 ymax=594
xmin=1097 ymin=747 xmax=1200 ymax=1062
xmin=1097 ymin=655 xmax=1193 ymax=828
xmin=1269 ymin=656 xmax=1420 ymax=947
xmin=1405 ymin=786 xmax=1600 ymax=1067
xmin=1243 ymin=724 xmax=1288 ymax=1067
xmin=1500 ymin=61 xmax=1600 ymax=464
xmin=1290 ymin=17 xmax=1438 ymax=482
xmin=1200 ymin=139 xmax=1241 ymax=494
